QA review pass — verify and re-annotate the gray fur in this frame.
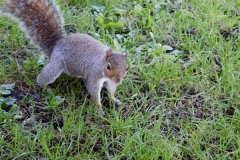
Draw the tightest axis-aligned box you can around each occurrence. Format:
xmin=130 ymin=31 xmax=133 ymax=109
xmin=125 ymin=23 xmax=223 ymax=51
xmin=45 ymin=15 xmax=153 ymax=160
xmin=0 ymin=0 xmax=128 ymax=114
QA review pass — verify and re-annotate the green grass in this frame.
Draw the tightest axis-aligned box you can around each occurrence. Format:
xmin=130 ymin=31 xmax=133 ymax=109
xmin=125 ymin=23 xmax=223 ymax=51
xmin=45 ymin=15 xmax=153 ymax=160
xmin=0 ymin=0 xmax=240 ymax=159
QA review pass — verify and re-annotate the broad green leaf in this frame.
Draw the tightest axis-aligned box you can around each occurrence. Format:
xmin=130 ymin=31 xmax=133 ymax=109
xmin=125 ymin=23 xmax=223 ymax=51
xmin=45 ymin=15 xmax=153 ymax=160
xmin=0 ymin=97 xmax=5 ymax=102
xmin=4 ymin=113 xmax=11 ymax=120
xmin=113 ymin=38 xmax=121 ymax=50
xmin=134 ymin=4 xmax=143 ymax=12
xmin=148 ymin=16 xmax=155 ymax=25
xmin=0 ymin=83 xmax=15 ymax=90
xmin=0 ymin=107 xmax=4 ymax=116
xmin=97 ymin=14 xmax=105 ymax=28
xmin=112 ymin=8 xmax=126 ymax=16
xmin=4 ymin=97 xmax=16 ymax=105
xmin=128 ymin=30 xmax=136 ymax=38
xmin=0 ymin=90 xmax=11 ymax=95
xmin=0 ymin=116 xmax=3 ymax=122
xmin=55 ymin=96 xmax=65 ymax=103
xmin=154 ymin=43 xmax=162 ymax=49
xmin=9 ymin=105 xmax=19 ymax=115
xmin=162 ymin=45 xmax=173 ymax=51
xmin=171 ymin=50 xmax=184 ymax=56
xmin=50 ymin=96 xmax=65 ymax=106
xmin=92 ymin=5 xmax=105 ymax=13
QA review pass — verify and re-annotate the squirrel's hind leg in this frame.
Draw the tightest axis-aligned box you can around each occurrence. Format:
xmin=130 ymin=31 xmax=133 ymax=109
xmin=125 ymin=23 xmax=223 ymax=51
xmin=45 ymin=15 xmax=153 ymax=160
xmin=37 ymin=56 xmax=64 ymax=86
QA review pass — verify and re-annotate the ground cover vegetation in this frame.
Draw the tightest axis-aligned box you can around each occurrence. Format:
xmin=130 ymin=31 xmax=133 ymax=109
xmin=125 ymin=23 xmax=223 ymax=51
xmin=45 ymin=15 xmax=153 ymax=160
xmin=0 ymin=0 xmax=239 ymax=159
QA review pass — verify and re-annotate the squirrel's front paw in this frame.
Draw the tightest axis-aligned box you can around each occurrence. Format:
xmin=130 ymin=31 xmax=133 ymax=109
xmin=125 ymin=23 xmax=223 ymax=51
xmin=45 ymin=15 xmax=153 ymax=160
xmin=37 ymin=75 xmax=48 ymax=86
xmin=113 ymin=97 xmax=122 ymax=106
xmin=98 ymin=109 xmax=105 ymax=116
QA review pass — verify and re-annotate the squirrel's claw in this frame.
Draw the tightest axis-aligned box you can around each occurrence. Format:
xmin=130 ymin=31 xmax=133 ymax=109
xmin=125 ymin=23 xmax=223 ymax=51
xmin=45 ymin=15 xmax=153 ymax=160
xmin=43 ymin=85 xmax=54 ymax=92
xmin=114 ymin=98 xmax=122 ymax=106
xmin=97 ymin=104 xmax=105 ymax=115
xmin=112 ymin=96 xmax=122 ymax=106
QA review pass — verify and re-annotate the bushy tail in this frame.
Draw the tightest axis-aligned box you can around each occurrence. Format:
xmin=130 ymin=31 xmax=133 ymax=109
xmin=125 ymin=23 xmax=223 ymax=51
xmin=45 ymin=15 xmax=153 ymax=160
xmin=0 ymin=0 xmax=66 ymax=56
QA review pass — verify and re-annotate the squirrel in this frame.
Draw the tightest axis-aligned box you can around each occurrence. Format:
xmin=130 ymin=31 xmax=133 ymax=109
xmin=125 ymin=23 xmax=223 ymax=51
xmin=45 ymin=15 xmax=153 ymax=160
xmin=0 ymin=0 xmax=128 ymax=114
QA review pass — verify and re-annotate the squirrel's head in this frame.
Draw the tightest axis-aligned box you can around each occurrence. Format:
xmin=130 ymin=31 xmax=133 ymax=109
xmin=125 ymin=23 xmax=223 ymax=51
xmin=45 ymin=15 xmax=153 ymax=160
xmin=104 ymin=48 xmax=128 ymax=84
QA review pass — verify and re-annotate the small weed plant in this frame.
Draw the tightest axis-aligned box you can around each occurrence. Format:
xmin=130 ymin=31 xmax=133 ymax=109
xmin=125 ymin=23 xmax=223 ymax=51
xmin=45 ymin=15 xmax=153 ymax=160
xmin=0 ymin=83 xmax=20 ymax=122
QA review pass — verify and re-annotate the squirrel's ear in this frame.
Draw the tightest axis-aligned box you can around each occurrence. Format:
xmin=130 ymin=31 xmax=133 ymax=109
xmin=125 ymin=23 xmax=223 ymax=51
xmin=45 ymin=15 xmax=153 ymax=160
xmin=106 ymin=48 xmax=113 ymax=57
xmin=123 ymin=51 xmax=128 ymax=57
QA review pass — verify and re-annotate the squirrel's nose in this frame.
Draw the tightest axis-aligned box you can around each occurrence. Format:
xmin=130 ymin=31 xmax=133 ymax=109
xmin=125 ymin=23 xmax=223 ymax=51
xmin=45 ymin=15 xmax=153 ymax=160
xmin=115 ymin=76 xmax=121 ymax=84
xmin=116 ymin=79 xmax=120 ymax=84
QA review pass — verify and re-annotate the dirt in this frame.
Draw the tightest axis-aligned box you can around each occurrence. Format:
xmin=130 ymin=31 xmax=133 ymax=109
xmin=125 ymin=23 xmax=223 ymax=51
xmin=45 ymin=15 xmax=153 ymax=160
xmin=1 ymin=84 xmax=64 ymax=131
xmin=219 ymin=25 xmax=239 ymax=40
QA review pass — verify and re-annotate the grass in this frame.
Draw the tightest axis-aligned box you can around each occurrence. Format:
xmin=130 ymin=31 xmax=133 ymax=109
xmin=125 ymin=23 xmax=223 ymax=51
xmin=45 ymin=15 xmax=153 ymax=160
xmin=0 ymin=0 xmax=240 ymax=159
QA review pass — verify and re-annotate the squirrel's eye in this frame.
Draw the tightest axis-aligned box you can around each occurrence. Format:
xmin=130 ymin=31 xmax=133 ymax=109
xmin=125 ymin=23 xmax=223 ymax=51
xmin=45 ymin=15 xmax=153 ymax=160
xmin=126 ymin=67 xmax=128 ymax=71
xmin=107 ymin=64 xmax=111 ymax=70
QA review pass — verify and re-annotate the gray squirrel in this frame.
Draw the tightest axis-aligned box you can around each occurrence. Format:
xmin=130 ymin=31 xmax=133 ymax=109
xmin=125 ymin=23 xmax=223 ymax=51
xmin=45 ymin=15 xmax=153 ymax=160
xmin=0 ymin=0 xmax=128 ymax=114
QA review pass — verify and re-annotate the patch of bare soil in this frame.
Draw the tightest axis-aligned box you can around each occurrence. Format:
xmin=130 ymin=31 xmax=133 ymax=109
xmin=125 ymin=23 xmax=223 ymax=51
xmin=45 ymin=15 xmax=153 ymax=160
xmin=2 ymin=84 xmax=64 ymax=131
xmin=219 ymin=25 xmax=239 ymax=40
